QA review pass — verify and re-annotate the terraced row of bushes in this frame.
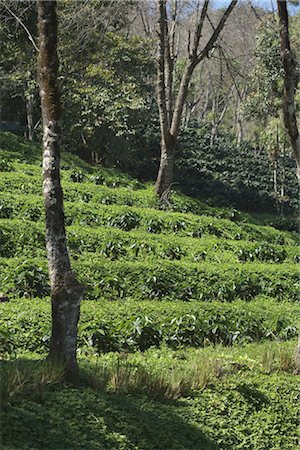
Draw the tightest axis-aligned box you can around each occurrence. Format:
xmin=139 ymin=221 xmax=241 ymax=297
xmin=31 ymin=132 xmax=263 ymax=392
xmin=0 ymin=193 xmax=296 ymax=245
xmin=0 ymin=298 xmax=298 ymax=356
xmin=0 ymin=161 xmax=231 ymax=217
xmin=1 ymin=257 xmax=299 ymax=302
xmin=1 ymin=219 xmax=298 ymax=264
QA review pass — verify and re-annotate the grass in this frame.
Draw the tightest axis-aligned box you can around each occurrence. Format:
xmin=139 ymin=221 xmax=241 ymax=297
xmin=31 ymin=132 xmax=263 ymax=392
xmin=0 ymin=350 xmax=299 ymax=449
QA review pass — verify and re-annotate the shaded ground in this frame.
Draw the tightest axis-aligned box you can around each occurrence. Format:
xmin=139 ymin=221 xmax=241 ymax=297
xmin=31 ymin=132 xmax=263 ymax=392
xmin=1 ymin=370 xmax=298 ymax=450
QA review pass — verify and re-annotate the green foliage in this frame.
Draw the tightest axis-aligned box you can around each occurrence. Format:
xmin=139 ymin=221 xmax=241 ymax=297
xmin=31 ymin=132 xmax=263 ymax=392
xmin=0 ymin=159 xmax=14 ymax=172
xmin=1 ymin=254 xmax=298 ymax=303
xmin=0 ymin=361 xmax=299 ymax=449
xmin=69 ymin=170 xmax=85 ymax=183
xmin=3 ymin=260 xmax=50 ymax=298
xmin=0 ymin=122 xmax=299 ymax=450
xmin=0 ymin=199 xmax=13 ymax=219
xmin=0 ymin=298 xmax=298 ymax=356
xmin=244 ymin=20 xmax=283 ymax=120
xmin=60 ymin=31 xmax=156 ymax=170
xmin=236 ymin=244 xmax=287 ymax=263
xmin=176 ymin=127 xmax=299 ymax=214
xmin=107 ymin=212 xmax=140 ymax=231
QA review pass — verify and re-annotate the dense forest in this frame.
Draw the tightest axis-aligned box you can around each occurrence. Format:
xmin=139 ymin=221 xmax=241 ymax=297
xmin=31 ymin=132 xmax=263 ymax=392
xmin=0 ymin=1 xmax=299 ymax=449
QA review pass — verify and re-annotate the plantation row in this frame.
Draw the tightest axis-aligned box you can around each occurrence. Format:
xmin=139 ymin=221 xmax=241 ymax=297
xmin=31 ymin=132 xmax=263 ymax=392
xmin=0 ymin=161 xmax=235 ymax=218
xmin=1 ymin=257 xmax=299 ymax=302
xmin=1 ymin=219 xmax=299 ymax=264
xmin=0 ymin=193 xmax=296 ymax=245
xmin=1 ymin=298 xmax=298 ymax=356
xmin=1 ymin=165 xmax=298 ymax=233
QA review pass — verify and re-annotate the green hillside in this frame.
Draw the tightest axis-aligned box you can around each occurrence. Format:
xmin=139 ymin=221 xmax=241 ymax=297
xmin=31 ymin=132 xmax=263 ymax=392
xmin=0 ymin=132 xmax=299 ymax=449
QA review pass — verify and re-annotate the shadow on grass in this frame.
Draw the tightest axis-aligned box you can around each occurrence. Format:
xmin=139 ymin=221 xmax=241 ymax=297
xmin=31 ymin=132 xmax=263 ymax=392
xmin=0 ymin=359 xmax=218 ymax=450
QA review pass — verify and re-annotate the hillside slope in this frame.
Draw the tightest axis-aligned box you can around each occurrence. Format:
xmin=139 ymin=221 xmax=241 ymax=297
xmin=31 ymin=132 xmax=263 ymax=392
xmin=0 ymin=132 xmax=299 ymax=450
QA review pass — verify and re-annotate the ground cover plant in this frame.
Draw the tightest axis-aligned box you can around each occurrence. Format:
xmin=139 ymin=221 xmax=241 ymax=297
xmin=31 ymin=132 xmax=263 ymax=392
xmin=0 ymin=132 xmax=299 ymax=449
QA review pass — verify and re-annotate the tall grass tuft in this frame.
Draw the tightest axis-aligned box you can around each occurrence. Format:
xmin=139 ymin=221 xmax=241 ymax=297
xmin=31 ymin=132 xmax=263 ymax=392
xmin=0 ymin=359 xmax=64 ymax=408
xmin=84 ymin=354 xmax=223 ymax=400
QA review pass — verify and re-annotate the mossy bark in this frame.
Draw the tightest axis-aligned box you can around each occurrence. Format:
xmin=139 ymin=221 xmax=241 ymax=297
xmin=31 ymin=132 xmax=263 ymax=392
xmin=37 ymin=0 xmax=84 ymax=383
xmin=277 ymin=0 xmax=300 ymax=180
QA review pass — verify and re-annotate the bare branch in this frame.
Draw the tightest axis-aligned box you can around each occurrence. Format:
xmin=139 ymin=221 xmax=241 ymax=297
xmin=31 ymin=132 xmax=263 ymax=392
xmin=1 ymin=0 xmax=39 ymax=52
xmin=197 ymin=0 xmax=238 ymax=63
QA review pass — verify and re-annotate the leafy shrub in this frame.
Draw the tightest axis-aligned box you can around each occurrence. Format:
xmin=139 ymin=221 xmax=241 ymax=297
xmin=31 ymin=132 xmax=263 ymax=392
xmin=189 ymin=227 xmax=203 ymax=238
xmin=193 ymin=251 xmax=207 ymax=261
xmin=70 ymin=170 xmax=85 ymax=183
xmin=90 ymin=174 xmax=105 ymax=185
xmin=107 ymin=212 xmax=140 ymax=231
xmin=130 ymin=242 xmax=154 ymax=257
xmin=23 ymin=206 xmax=42 ymax=222
xmin=0 ymin=298 xmax=298 ymax=356
xmin=6 ymin=260 xmax=50 ymax=298
xmin=100 ymin=241 xmax=126 ymax=260
xmin=81 ymin=193 xmax=93 ymax=203
xmin=0 ymin=229 xmax=11 ymax=257
xmin=169 ymin=220 xmax=187 ymax=233
xmin=236 ymin=244 xmax=287 ymax=263
xmin=0 ymin=200 xmax=13 ymax=219
xmin=101 ymin=196 xmax=115 ymax=205
xmin=1 ymin=257 xmax=298 ymax=302
xmin=147 ymin=218 xmax=164 ymax=233
xmin=0 ymin=159 xmax=14 ymax=172
xmin=162 ymin=245 xmax=185 ymax=260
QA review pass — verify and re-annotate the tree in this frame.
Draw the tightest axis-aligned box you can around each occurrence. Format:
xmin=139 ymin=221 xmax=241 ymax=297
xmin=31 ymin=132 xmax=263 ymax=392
xmin=276 ymin=0 xmax=300 ymax=180
xmin=276 ymin=0 xmax=300 ymax=374
xmin=0 ymin=1 xmax=40 ymax=139
xmin=155 ymin=0 xmax=237 ymax=197
xmin=37 ymin=0 xmax=84 ymax=382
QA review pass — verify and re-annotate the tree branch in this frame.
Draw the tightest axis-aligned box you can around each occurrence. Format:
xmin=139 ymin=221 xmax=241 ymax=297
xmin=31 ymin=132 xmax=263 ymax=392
xmin=1 ymin=1 xmax=39 ymax=52
xmin=197 ymin=0 xmax=237 ymax=64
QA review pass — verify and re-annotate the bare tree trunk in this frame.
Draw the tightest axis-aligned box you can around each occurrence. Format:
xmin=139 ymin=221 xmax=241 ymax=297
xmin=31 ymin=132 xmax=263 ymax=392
xmin=155 ymin=0 xmax=174 ymax=197
xmin=277 ymin=0 xmax=300 ymax=180
xmin=235 ymin=86 xmax=246 ymax=148
xmin=26 ymin=90 xmax=34 ymax=141
xmin=155 ymin=134 xmax=176 ymax=196
xmin=37 ymin=0 xmax=84 ymax=383
xmin=273 ymin=158 xmax=279 ymax=213
xmin=296 ymin=333 xmax=300 ymax=374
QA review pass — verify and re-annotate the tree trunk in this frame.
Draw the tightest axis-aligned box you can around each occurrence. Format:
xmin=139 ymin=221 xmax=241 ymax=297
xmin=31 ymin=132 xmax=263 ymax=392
xmin=37 ymin=0 xmax=84 ymax=383
xmin=26 ymin=92 xmax=34 ymax=141
xmin=295 ymin=332 xmax=300 ymax=374
xmin=210 ymin=125 xmax=218 ymax=148
xmin=277 ymin=0 xmax=300 ymax=180
xmin=155 ymin=134 xmax=175 ymax=197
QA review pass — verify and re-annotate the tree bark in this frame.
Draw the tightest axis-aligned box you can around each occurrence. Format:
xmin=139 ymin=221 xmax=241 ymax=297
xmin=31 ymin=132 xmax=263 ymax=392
xmin=37 ymin=0 xmax=84 ymax=383
xmin=277 ymin=0 xmax=300 ymax=180
xmin=296 ymin=332 xmax=300 ymax=374
xmin=155 ymin=0 xmax=174 ymax=197
xmin=155 ymin=134 xmax=176 ymax=196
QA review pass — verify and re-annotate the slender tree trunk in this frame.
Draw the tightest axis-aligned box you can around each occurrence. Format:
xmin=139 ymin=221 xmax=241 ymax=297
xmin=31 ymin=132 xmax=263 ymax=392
xmin=236 ymin=116 xmax=243 ymax=147
xmin=155 ymin=0 xmax=174 ymax=197
xmin=26 ymin=92 xmax=34 ymax=140
xmin=273 ymin=159 xmax=279 ymax=213
xmin=277 ymin=0 xmax=300 ymax=180
xmin=155 ymin=0 xmax=237 ymax=197
xmin=296 ymin=333 xmax=300 ymax=374
xmin=37 ymin=0 xmax=84 ymax=383
xmin=155 ymin=134 xmax=176 ymax=196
